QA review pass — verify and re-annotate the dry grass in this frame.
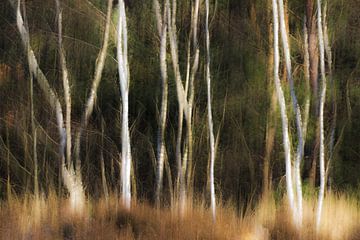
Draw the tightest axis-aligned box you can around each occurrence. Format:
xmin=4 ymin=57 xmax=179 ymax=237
xmin=0 ymin=192 xmax=359 ymax=240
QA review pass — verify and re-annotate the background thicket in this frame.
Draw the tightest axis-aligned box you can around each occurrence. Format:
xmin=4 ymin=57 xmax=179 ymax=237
xmin=0 ymin=0 xmax=360 ymax=207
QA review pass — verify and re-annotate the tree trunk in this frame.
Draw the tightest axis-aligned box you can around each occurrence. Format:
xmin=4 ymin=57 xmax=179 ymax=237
xmin=272 ymin=0 xmax=298 ymax=225
xmin=205 ymin=0 xmax=216 ymax=222
xmin=117 ymin=0 xmax=132 ymax=210
xmin=316 ymin=0 xmax=327 ymax=231
xmin=74 ymin=0 xmax=113 ymax=176
xmin=154 ymin=0 xmax=169 ymax=207
xmin=56 ymin=0 xmax=85 ymax=214
xmin=278 ymin=0 xmax=305 ymax=226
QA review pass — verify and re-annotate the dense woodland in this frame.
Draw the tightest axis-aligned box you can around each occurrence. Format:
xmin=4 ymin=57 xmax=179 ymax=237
xmin=1 ymin=0 xmax=360 ymax=239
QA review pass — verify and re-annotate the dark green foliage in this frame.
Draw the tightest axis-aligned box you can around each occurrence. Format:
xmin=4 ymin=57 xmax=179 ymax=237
xmin=0 ymin=0 xmax=360 ymax=206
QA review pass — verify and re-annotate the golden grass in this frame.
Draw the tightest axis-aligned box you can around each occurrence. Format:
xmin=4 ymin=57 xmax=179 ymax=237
xmin=0 ymin=192 xmax=359 ymax=240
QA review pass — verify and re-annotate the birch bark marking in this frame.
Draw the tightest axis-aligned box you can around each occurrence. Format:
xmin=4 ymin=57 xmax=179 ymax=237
xmin=154 ymin=0 xmax=169 ymax=207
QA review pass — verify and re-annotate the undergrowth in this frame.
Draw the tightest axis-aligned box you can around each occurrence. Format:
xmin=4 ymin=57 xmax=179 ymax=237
xmin=0 ymin=191 xmax=359 ymax=239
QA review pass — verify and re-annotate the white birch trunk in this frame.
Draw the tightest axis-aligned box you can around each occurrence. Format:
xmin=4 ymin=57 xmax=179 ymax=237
xmin=117 ymin=0 xmax=132 ymax=210
xmin=14 ymin=0 xmax=85 ymax=212
xmin=316 ymin=0 xmax=327 ymax=231
xmin=166 ymin=0 xmax=190 ymax=215
xmin=277 ymin=0 xmax=305 ymax=226
xmin=74 ymin=0 xmax=113 ymax=171
xmin=154 ymin=0 xmax=169 ymax=206
xmin=272 ymin=0 xmax=297 ymax=224
xmin=185 ymin=0 xmax=200 ymax=190
xmin=56 ymin=0 xmax=72 ymax=170
xmin=205 ymin=0 xmax=216 ymax=222
xmin=56 ymin=0 xmax=85 ymax=213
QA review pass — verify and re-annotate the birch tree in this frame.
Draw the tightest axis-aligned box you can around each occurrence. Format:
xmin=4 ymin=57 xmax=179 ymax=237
xmin=55 ymin=0 xmax=85 ymax=213
xmin=74 ymin=0 xmax=113 ymax=175
xmin=166 ymin=0 xmax=200 ymax=215
xmin=11 ymin=0 xmax=114 ymax=213
xmin=116 ymin=0 xmax=132 ymax=210
xmin=205 ymin=0 xmax=216 ymax=222
xmin=316 ymin=0 xmax=327 ymax=231
xmin=272 ymin=0 xmax=297 ymax=225
xmin=11 ymin=0 xmax=80 ymax=210
xmin=277 ymin=0 xmax=309 ymax=226
xmin=153 ymin=0 xmax=169 ymax=207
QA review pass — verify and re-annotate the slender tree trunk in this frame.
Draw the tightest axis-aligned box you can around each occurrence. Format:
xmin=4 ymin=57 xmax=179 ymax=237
xmin=205 ymin=0 xmax=216 ymax=222
xmin=154 ymin=0 xmax=169 ymax=207
xmin=117 ymin=0 xmax=132 ymax=210
xmin=272 ymin=0 xmax=297 ymax=225
xmin=56 ymin=0 xmax=85 ymax=213
xmin=56 ymin=0 xmax=71 ymax=170
xmin=166 ymin=0 xmax=196 ymax=216
xmin=185 ymin=49 xmax=199 ymax=191
xmin=185 ymin=0 xmax=200 ymax=192
xmin=278 ymin=0 xmax=305 ymax=226
xmin=316 ymin=0 xmax=327 ymax=231
xmin=74 ymin=0 xmax=113 ymax=173
xmin=12 ymin=0 xmax=66 ymax=196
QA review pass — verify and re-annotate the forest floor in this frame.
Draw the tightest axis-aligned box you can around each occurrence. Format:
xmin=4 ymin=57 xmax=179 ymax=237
xmin=0 ymin=192 xmax=359 ymax=240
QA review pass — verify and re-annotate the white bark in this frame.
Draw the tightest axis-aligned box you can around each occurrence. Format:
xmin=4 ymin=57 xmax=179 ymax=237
xmin=205 ymin=0 xmax=216 ymax=222
xmin=166 ymin=0 xmax=188 ymax=215
xmin=154 ymin=0 xmax=169 ymax=206
xmin=316 ymin=0 xmax=327 ymax=231
xmin=14 ymin=0 xmax=65 ymax=152
xmin=185 ymin=0 xmax=200 ymax=189
xmin=74 ymin=0 xmax=113 ymax=171
xmin=277 ymin=0 xmax=305 ymax=226
xmin=14 ymin=0 xmax=66 ymax=174
xmin=117 ymin=0 xmax=132 ymax=210
xmin=167 ymin=1 xmax=190 ymax=122
xmin=56 ymin=0 xmax=72 ymax=169
xmin=272 ymin=0 xmax=297 ymax=224
xmin=165 ymin=0 xmax=201 ymax=215
xmin=56 ymin=0 xmax=85 ymax=213
xmin=13 ymin=0 xmax=85 ymax=212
